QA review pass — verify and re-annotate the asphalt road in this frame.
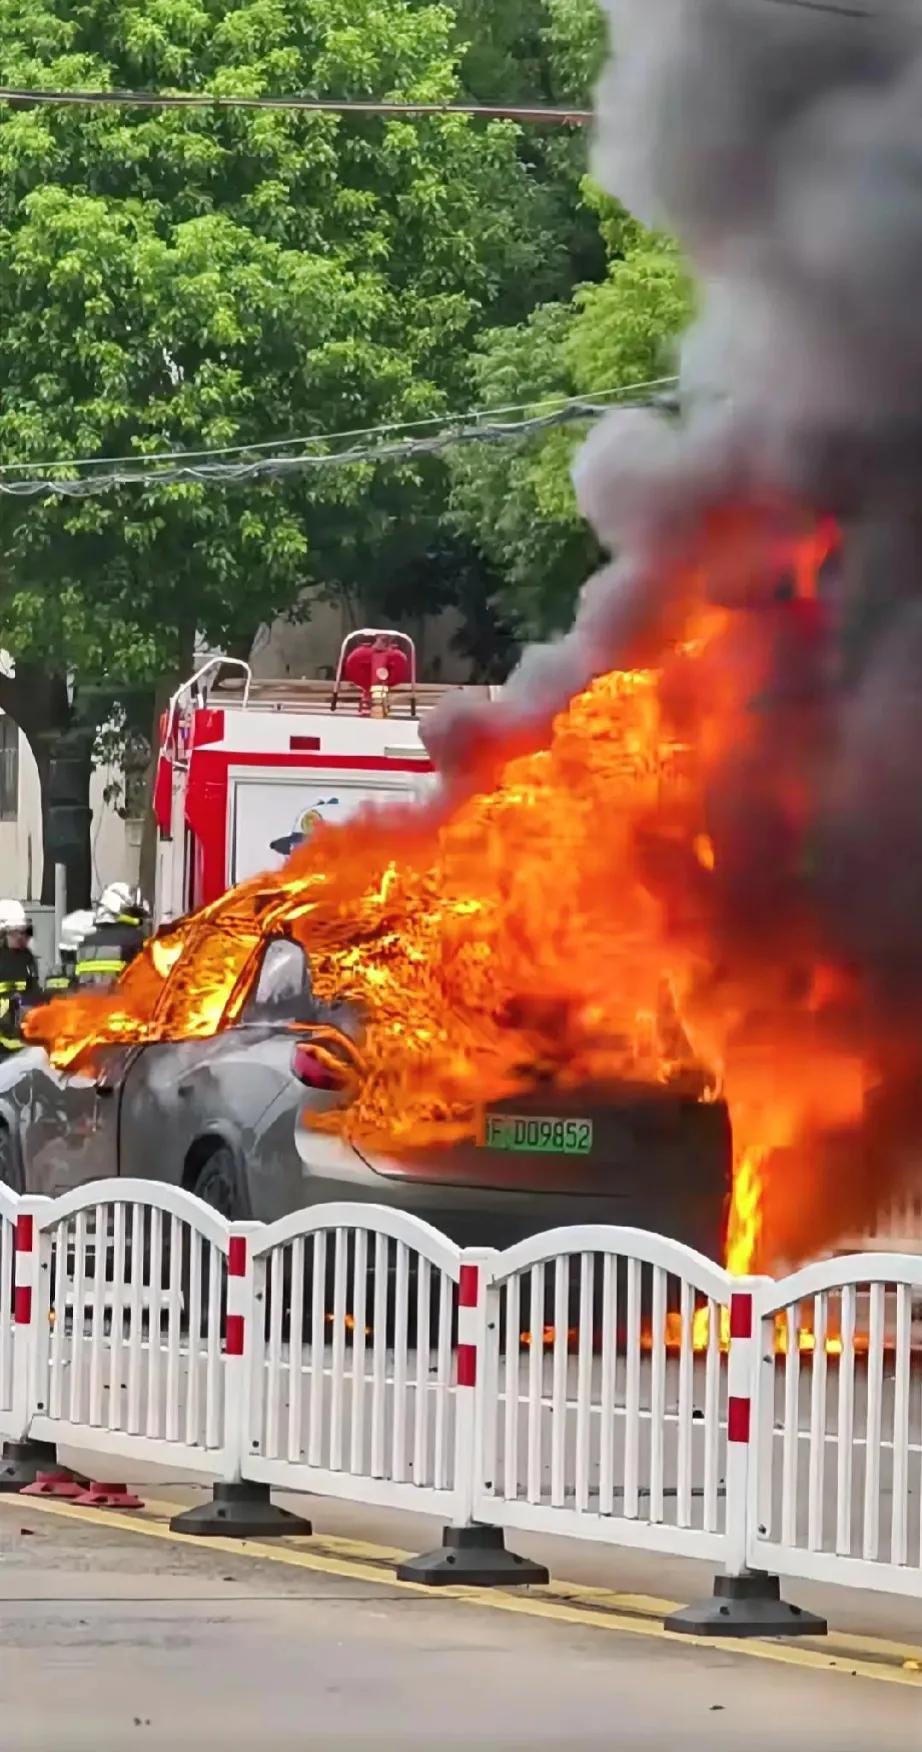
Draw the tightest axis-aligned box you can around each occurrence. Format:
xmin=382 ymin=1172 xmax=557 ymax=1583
xmin=1 ymin=1498 xmax=920 ymax=1752
xmin=48 ymin=1334 xmax=922 ymax=1645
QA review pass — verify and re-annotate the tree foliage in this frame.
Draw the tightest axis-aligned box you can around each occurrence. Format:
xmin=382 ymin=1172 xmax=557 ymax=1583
xmin=0 ymin=0 xmax=563 ymax=691
xmin=0 ymin=0 xmax=691 ymax=901
xmin=448 ymin=212 xmax=690 ymax=639
xmin=452 ymin=0 xmax=606 ymax=290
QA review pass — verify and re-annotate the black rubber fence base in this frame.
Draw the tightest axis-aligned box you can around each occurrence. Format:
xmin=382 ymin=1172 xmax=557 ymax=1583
xmin=397 ymin=1524 xmax=550 ymax=1588
xmin=0 ymin=1440 xmax=61 ymax=1493
xmin=169 ymin=1481 xmax=312 ymax=1540
xmin=665 ymin=1571 xmax=827 ymax=1639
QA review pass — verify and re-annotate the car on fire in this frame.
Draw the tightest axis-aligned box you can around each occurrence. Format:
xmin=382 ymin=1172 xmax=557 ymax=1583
xmin=0 ymin=930 xmax=732 ymax=1259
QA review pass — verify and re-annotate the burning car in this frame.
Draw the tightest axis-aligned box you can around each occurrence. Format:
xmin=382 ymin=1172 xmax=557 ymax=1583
xmin=2 ymin=657 xmax=739 ymax=1258
xmin=0 ymin=925 xmax=730 ymax=1257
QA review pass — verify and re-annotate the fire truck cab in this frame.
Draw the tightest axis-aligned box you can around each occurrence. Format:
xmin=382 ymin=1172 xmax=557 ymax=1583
xmin=153 ymin=629 xmax=493 ymax=925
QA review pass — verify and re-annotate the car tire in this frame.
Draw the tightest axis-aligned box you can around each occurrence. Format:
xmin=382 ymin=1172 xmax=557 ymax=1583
xmin=183 ymin=1145 xmax=250 ymax=1336
xmin=190 ymin=1143 xmax=250 ymax=1222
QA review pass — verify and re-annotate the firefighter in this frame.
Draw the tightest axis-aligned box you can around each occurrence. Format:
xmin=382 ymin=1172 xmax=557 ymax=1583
xmin=73 ymin=884 xmax=150 ymax=989
xmin=0 ymin=899 xmax=40 ymax=1056
xmin=44 ymin=909 xmax=94 ymax=995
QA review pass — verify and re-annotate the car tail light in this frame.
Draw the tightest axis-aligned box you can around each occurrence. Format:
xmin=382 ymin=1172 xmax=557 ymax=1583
xmin=292 ymin=1041 xmax=344 ymax=1090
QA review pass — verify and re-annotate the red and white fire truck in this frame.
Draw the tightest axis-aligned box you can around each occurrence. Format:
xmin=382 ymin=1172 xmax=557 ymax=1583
xmin=152 ymin=629 xmax=493 ymax=924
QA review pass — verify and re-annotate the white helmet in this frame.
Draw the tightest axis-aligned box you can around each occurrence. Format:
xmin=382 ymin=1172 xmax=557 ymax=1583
xmin=95 ymin=881 xmax=145 ymax=925
xmin=0 ymin=899 xmax=28 ymax=933
xmin=59 ymin=909 xmax=94 ymax=955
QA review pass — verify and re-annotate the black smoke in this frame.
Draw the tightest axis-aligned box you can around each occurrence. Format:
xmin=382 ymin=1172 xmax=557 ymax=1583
xmin=426 ymin=0 xmax=922 ymax=778
xmin=425 ymin=0 xmax=922 ymax=1259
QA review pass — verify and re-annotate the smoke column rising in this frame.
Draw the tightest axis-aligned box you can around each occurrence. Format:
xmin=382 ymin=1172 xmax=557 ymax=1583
xmin=426 ymin=0 xmax=922 ymax=1261
xmin=426 ymin=0 xmax=922 ymax=777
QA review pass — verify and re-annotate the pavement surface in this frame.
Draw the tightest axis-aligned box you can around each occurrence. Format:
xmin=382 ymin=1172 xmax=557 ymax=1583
xmin=2 ymin=1479 xmax=921 ymax=1751
xmin=53 ymin=1433 xmax=922 ymax=1643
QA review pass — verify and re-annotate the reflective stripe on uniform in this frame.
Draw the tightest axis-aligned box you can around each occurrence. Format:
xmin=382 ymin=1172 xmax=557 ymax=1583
xmin=75 ymin=959 xmax=126 ymax=977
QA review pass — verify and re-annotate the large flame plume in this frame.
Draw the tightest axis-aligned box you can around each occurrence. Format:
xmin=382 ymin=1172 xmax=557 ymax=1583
xmin=25 ymin=0 xmax=922 ymax=1275
xmin=25 ymin=511 xmax=895 ymax=1272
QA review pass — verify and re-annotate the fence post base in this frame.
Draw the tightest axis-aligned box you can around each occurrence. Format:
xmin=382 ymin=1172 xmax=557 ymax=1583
xmin=665 ymin=1571 xmax=827 ymax=1638
xmin=169 ymin=1481 xmax=312 ymax=1540
xmin=396 ymin=1524 xmax=549 ymax=1588
xmin=0 ymin=1440 xmax=62 ymax=1493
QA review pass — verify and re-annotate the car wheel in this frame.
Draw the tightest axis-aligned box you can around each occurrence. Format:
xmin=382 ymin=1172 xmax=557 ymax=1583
xmin=190 ymin=1144 xmax=249 ymax=1221
xmin=183 ymin=1145 xmax=250 ymax=1336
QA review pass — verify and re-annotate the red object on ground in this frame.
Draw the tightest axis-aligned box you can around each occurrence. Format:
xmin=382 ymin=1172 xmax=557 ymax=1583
xmin=72 ymin=1482 xmax=144 ymax=1510
xmin=20 ymin=1471 xmax=83 ymax=1499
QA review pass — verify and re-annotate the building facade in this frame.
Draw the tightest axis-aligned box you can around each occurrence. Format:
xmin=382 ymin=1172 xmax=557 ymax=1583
xmin=0 ymin=711 xmax=140 ymax=907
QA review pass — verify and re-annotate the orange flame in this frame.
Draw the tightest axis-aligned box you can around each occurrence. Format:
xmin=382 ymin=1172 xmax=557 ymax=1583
xmin=25 ymin=512 xmax=888 ymax=1273
xmin=726 ymin=1146 xmax=766 ymax=1278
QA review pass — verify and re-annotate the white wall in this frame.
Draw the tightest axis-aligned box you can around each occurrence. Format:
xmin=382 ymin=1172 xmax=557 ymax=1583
xmin=252 ymin=598 xmax=472 ymax=683
xmin=0 ymin=712 xmax=140 ymax=904
xmin=0 ymin=722 xmax=42 ymax=900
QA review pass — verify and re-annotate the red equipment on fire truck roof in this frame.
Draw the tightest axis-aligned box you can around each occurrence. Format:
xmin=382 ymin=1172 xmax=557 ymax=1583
xmin=153 ymin=628 xmax=494 ymax=925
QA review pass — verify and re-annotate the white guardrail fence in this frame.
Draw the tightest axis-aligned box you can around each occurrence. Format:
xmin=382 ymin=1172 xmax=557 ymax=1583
xmin=0 ymin=1178 xmax=919 ymax=1634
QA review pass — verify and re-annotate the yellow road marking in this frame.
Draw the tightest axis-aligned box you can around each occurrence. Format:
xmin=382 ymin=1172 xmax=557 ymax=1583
xmin=5 ymin=1493 xmax=922 ymax=1689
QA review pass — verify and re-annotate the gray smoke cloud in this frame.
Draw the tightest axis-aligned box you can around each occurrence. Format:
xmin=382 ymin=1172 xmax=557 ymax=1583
xmin=422 ymin=0 xmax=922 ymax=1260
xmin=424 ymin=0 xmax=922 ymax=782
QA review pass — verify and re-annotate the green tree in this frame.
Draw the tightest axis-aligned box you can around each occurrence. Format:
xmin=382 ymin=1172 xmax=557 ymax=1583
xmin=451 ymin=0 xmax=606 ymax=292
xmin=0 ymin=0 xmax=562 ymax=899
xmin=449 ymin=216 xmax=690 ymax=640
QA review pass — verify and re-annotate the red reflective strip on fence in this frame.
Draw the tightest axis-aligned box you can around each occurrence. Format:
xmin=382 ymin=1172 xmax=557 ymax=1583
xmin=729 ymin=1292 xmax=752 ymax=1340
xmin=728 ymin=1395 xmax=751 ymax=1444
xmin=15 ymin=1286 xmax=31 ymax=1325
xmin=225 ymin=1314 xmax=245 ymax=1356
xmin=16 ymin=1213 xmax=33 ymax=1253
xmin=457 ymin=1343 xmax=477 ymax=1387
xmin=227 ymin=1237 xmax=247 ymax=1277
xmin=458 ymin=1264 xmax=479 ymax=1308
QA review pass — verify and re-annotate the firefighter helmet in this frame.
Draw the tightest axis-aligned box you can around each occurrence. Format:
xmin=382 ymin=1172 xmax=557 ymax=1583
xmin=0 ymin=899 xmax=28 ymax=933
xmin=94 ymin=882 xmax=147 ymax=926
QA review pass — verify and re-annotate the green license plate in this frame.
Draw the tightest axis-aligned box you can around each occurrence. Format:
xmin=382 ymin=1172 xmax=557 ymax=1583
xmin=482 ymin=1114 xmax=594 ymax=1155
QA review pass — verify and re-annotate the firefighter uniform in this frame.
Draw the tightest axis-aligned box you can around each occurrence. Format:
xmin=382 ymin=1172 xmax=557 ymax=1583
xmin=73 ymin=919 xmax=146 ymax=987
xmin=71 ymin=884 xmax=149 ymax=990
xmin=43 ymin=966 xmax=75 ymax=995
xmin=46 ymin=909 xmax=94 ymax=997
xmin=0 ymin=942 xmax=40 ymax=1055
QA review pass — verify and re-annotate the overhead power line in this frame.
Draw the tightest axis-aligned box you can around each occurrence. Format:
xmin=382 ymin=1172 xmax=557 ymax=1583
xmin=0 ymin=396 xmax=674 ymax=499
xmin=0 ymin=376 xmax=678 ymax=475
xmin=762 ymin=0 xmax=869 ymax=14
xmin=0 ymin=86 xmax=592 ymax=123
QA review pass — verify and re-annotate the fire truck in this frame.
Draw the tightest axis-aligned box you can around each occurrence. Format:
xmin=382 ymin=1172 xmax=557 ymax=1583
xmin=152 ymin=629 xmax=494 ymax=924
